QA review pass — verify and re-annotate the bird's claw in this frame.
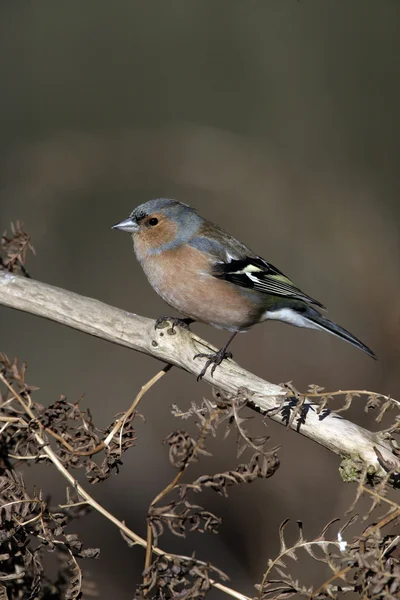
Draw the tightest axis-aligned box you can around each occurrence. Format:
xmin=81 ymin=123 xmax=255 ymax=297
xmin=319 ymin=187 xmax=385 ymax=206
xmin=155 ymin=316 xmax=194 ymax=331
xmin=194 ymin=349 xmax=233 ymax=381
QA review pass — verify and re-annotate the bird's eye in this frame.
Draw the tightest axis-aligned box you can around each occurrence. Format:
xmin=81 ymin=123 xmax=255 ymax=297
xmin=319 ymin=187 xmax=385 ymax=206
xmin=148 ymin=217 xmax=159 ymax=226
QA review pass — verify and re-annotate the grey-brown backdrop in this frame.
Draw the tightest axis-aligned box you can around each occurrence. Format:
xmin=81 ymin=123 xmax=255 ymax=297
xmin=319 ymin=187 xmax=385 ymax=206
xmin=1 ymin=1 xmax=399 ymax=598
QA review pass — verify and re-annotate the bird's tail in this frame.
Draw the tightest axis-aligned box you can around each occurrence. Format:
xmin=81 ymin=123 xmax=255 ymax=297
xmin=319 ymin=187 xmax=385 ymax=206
xmin=303 ymin=307 xmax=376 ymax=359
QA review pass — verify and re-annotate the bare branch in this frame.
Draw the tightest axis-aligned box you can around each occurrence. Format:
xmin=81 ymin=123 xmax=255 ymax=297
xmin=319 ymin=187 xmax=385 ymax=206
xmin=0 ymin=271 xmax=397 ymax=475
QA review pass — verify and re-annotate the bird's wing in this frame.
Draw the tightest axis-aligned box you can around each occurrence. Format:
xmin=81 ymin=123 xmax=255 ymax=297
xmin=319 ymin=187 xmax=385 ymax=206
xmin=212 ymin=256 xmax=326 ymax=309
xmin=188 ymin=226 xmax=325 ymax=309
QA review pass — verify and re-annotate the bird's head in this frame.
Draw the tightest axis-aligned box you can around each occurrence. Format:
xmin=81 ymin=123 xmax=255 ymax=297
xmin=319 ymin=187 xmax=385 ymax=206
xmin=112 ymin=198 xmax=202 ymax=257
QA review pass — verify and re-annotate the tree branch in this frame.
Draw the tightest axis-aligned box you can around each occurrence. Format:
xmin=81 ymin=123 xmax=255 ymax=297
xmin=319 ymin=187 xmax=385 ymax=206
xmin=0 ymin=270 xmax=397 ymax=475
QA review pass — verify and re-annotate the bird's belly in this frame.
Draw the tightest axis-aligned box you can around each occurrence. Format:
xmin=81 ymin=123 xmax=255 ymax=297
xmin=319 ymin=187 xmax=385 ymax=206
xmin=141 ymin=253 xmax=258 ymax=331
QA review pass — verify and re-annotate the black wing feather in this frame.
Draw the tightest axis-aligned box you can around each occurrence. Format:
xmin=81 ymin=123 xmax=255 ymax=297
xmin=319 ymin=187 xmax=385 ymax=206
xmin=212 ymin=257 xmax=325 ymax=309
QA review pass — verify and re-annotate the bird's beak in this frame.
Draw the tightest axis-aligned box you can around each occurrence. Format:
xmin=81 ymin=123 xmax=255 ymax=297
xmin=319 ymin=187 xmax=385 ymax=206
xmin=112 ymin=217 xmax=140 ymax=233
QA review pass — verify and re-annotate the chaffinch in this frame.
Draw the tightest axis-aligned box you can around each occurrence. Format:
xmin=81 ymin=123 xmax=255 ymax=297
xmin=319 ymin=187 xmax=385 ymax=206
xmin=113 ymin=198 xmax=376 ymax=378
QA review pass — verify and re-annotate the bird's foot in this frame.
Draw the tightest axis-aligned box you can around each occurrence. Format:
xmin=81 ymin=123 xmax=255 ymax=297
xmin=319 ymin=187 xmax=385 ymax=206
xmin=155 ymin=316 xmax=194 ymax=331
xmin=194 ymin=348 xmax=233 ymax=381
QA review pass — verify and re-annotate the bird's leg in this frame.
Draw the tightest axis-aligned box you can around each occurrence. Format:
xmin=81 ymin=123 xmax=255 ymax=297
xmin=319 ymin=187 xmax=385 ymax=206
xmin=194 ymin=331 xmax=238 ymax=381
xmin=155 ymin=316 xmax=195 ymax=331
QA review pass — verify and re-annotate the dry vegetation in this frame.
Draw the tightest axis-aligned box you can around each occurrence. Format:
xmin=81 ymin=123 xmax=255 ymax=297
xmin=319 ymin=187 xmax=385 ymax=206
xmin=0 ymin=225 xmax=399 ymax=600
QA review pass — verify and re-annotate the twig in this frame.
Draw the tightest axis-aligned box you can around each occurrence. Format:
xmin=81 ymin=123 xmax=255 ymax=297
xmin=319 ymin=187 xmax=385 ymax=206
xmin=310 ymin=498 xmax=400 ymax=599
xmin=144 ymin=408 xmax=221 ymax=571
xmin=0 ymin=272 xmax=397 ymax=475
xmin=1 ymin=363 xmax=172 ymax=459
xmin=359 ymin=483 xmax=400 ymax=513
xmin=305 ymin=389 xmax=392 ymax=401
xmin=103 ymin=364 xmax=172 ymax=447
xmin=311 ymin=565 xmax=353 ymax=600
xmin=1 ymin=369 xmax=248 ymax=600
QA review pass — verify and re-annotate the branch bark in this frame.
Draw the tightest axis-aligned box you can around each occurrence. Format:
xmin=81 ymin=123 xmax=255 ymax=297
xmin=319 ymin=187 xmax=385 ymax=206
xmin=0 ymin=270 xmax=397 ymax=475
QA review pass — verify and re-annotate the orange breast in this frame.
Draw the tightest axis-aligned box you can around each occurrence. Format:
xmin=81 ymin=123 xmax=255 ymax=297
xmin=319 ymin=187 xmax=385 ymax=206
xmin=140 ymin=245 xmax=258 ymax=331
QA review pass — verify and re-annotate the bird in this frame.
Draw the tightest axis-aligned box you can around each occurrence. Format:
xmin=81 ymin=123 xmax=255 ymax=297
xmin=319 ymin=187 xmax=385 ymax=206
xmin=112 ymin=198 xmax=376 ymax=379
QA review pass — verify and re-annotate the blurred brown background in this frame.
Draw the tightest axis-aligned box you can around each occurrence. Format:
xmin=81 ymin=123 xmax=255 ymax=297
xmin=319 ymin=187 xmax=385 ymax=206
xmin=1 ymin=1 xmax=399 ymax=598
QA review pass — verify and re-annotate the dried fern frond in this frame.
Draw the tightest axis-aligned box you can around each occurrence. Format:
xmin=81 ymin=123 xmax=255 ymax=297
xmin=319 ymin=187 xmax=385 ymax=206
xmin=0 ymin=222 xmax=35 ymax=277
